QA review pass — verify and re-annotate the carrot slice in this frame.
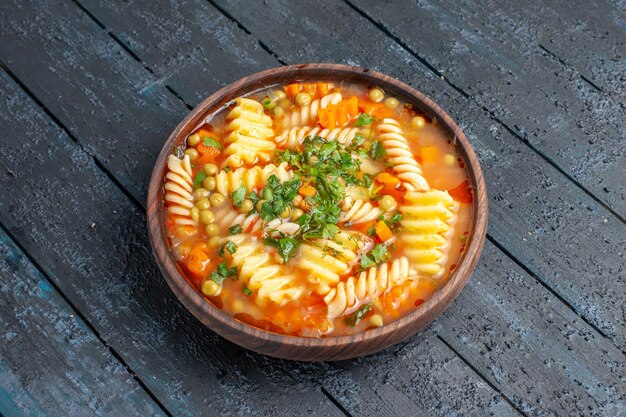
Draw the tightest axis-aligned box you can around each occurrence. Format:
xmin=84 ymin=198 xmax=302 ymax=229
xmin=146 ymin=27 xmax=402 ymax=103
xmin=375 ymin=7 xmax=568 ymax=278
xmin=346 ymin=96 xmax=358 ymax=116
xmin=447 ymin=180 xmax=473 ymax=204
xmin=298 ymin=184 xmax=316 ymax=197
xmin=421 ymin=146 xmax=440 ymax=163
xmin=315 ymin=82 xmax=332 ymax=97
xmin=374 ymin=220 xmax=393 ymax=242
xmin=376 ymin=172 xmax=400 ymax=186
xmin=285 ymin=83 xmax=301 ymax=97
xmin=301 ymin=83 xmax=316 ymax=94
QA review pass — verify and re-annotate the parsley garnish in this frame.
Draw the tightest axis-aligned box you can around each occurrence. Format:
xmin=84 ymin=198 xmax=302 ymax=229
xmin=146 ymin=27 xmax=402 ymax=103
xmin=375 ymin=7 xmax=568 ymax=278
xmin=223 ymin=166 xmax=231 ymax=173
xmin=370 ymin=141 xmax=386 ymax=160
xmin=353 ymin=133 xmax=365 ymax=146
xmin=344 ymin=304 xmax=371 ymax=326
xmin=202 ymin=137 xmax=222 ymax=149
xmin=218 ymin=241 xmax=238 ymax=256
xmin=210 ymin=261 xmax=238 ymax=284
xmin=258 ymin=175 xmax=302 ymax=222
xmin=229 ymin=224 xmax=242 ymax=235
xmin=230 ymin=185 xmax=247 ymax=208
xmin=360 ymin=243 xmax=390 ymax=269
xmin=242 ymin=284 xmax=253 ymax=296
xmin=355 ymin=113 xmax=374 ymax=127
xmin=390 ymin=211 xmax=402 ymax=224
xmin=264 ymin=236 xmax=300 ymax=263
xmin=193 ymin=171 xmax=206 ymax=188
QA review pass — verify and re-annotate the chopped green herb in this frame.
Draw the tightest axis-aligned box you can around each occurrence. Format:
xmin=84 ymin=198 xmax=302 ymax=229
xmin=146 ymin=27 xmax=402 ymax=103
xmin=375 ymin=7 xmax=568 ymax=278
xmin=210 ymin=261 xmax=238 ymax=284
xmin=218 ymin=241 xmax=238 ymax=256
xmin=460 ymin=235 xmax=467 ymax=242
xmin=223 ymin=166 xmax=231 ymax=173
xmin=390 ymin=211 xmax=402 ymax=224
xmin=353 ymin=133 xmax=365 ymax=146
xmin=230 ymin=185 xmax=247 ymax=207
xmin=229 ymin=224 xmax=243 ymax=235
xmin=367 ymin=227 xmax=377 ymax=237
xmin=202 ymin=137 xmax=222 ymax=149
xmin=248 ymin=191 xmax=260 ymax=205
xmin=344 ymin=304 xmax=371 ymax=327
xmin=242 ymin=284 xmax=253 ymax=296
xmin=360 ymin=253 xmax=377 ymax=269
xmin=355 ymin=113 xmax=374 ymax=127
xmin=193 ymin=171 xmax=206 ymax=188
xmin=262 ymin=97 xmax=273 ymax=110
xmin=370 ymin=141 xmax=386 ymax=160
xmin=370 ymin=244 xmax=389 ymax=263
xmin=265 ymin=236 xmax=300 ymax=263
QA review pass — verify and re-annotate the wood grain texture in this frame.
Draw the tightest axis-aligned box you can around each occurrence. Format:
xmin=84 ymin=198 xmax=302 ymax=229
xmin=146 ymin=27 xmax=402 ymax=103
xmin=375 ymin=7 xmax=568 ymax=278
xmin=0 ymin=228 xmax=167 ymax=417
xmin=0 ymin=71 xmax=342 ymax=417
xmin=350 ymin=0 xmax=626 ymax=218
xmin=146 ymin=63 xmax=488 ymax=361
xmin=211 ymin=0 xmax=626 ymax=350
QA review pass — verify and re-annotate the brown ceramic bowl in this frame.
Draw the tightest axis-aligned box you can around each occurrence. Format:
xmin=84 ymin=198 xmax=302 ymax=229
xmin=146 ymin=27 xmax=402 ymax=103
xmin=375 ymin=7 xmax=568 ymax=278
xmin=147 ymin=64 xmax=487 ymax=361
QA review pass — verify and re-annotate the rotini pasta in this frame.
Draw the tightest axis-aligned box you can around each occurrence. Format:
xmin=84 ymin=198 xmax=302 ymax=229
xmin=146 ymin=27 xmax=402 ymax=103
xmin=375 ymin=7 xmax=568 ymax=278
xmin=164 ymin=154 xmax=196 ymax=226
xmin=377 ymin=118 xmax=430 ymax=191
xmin=275 ymin=126 xmax=360 ymax=149
xmin=215 ymin=162 xmax=293 ymax=196
xmin=165 ymin=80 xmax=472 ymax=337
xmin=223 ymin=98 xmax=276 ymax=168
xmin=223 ymin=234 xmax=304 ymax=306
xmin=399 ymin=190 xmax=459 ymax=278
xmin=300 ymin=231 xmax=365 ymax=295
xmin=340 ymin=198 xmax=382 ymax=225
xmin=282 ymin=92 xmax=342 ymax=129
xmin=324 ymin=257 xmax=416 ymax=318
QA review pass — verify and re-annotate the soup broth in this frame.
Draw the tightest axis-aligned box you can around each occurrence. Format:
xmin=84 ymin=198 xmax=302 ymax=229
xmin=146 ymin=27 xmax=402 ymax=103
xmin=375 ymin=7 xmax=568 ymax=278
xmin=163 ymin=81 xmax=472 ymax=337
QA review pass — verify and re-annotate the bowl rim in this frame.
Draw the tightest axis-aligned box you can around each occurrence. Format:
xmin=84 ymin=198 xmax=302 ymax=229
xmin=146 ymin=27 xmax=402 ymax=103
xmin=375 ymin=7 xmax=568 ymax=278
xmin=147 ymin=63 xmax=488 ymax=351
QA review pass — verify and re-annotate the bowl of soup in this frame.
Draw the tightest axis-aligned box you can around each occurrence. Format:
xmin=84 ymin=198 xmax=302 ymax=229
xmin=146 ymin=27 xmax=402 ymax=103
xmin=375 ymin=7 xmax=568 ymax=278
xmin=146 ymin=64 xmax=487 ymax=361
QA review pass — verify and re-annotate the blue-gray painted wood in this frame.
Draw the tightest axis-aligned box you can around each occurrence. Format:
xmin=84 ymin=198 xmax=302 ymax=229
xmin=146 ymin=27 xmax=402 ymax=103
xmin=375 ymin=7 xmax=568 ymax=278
xmin=0 ymin=227 xmax=167 ymax=417
xmin=0 ymin=71 xmax=343 ymax=417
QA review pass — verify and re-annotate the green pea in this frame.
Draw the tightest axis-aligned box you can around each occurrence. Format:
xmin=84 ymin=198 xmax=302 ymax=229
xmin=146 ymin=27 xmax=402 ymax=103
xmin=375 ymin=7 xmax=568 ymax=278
xmin=280 ymin=206 xmax=292 ymax=219
xmin=239 ymin=199 xmax=254 ymax=213
xmin=384 ymin=97 xmax=400 ymax=109
xmin=193 ymin=188 xmax=210 ymax=200
xmin=295 ymin=92 xmax=312 ymax=106
xmin=210 ymin=193 xmax=226 ymax=207
xmin=279 ymin=98 xmax=291 ymax=109
xmin=291 ymin=208 xmax=304 ymax=221
xmin=411 ymin=116 xmax=426 ymax=129
xmin=205 ymin=224 xmax=219 ymax=236
xmin=196 ymin=198 xmax=211 ymax=210
xmin=187 ymin=133 xmax=201 ymax=146
xmin=379 ymin=195 xmax=397 ymax=212
xmin=272 ymin=90 xmax=287 ymax=101
xmin=203 ymin=163 xmax=218 ymax=176
xmin=184 ymin=148 xmax=199 ymax=161
xmin=272 ymin=106 xmax=285 ymax=117
xmin=256 ymin=199 xmax=266 ymax=212
xmin=263 ymin=187 xmax=274 ymax=201
xmin=201 ymin=280 xmax=220 ymax=296
xmin=203 ymin=177 xmax=216 ymax=191
xmin=190 ymin=207 xmax=200 ymax=223
xmin=199 ymin=210 xmax=215 ymax=225
xmin=368 ymin=88 xmax=384 ymax=103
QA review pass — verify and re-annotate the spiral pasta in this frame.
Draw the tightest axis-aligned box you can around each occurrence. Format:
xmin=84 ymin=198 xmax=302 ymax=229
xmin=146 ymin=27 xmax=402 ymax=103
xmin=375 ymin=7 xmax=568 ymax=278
xmin=223 ymin=98 xmax=276 ymax=168
xmin=164 ymin=154 xmax=196 ymax=226
xmin=399 ymin=190 xmax=459 ymax=278
xmin=265 ymin=219 xmax=300 ymax=237
xmin=324 ymin=256 xmax=416 ymax=318
xmin=377 ymin=118 xmax=429 ymax=191
xmin=300 ymin=231 xmax=365 ymax=295
xmin=224 ymin=234 xmax=304 ymax=306
xmin=275 ymin=126 xmax=360 ymax=149
xmin=213 ymin=204 xmax=263 ymax=234
xmin=282 ymin=92 xmax=342 ymax=129
xmin=215 ymin=162 xmax=293 ymax=196
xmin=340 ymin=198 xmax=381 ymax=225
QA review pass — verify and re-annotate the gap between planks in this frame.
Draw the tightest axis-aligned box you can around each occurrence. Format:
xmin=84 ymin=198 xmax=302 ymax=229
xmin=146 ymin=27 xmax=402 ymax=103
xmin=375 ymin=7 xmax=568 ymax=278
xmin=0 ymin=221 xmax=176 ymax=417
xmin=4 ymin=0 xmax=623 ymax=411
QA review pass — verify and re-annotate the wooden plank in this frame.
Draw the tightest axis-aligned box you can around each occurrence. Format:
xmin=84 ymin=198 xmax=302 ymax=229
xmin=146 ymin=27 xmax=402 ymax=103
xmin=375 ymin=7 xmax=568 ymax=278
xmin=348 ymin=0 xmax=626 ymax=218
xmin=72 ymin=0 xmax=626 ymax=414
xmin=0 ymin=2 xmax=522 ymax=415
xmin=0 ymin=71 xmax=343 ymax=417
xmin=209 ymin=0 xmax=626 ymax=349
xmin=436 ymin=241 xmax=626 ymax=415
xmin=0 ymin=227 xmax=168 ymax=417
xmin=0 ymin=0 xmax=190 ymax=204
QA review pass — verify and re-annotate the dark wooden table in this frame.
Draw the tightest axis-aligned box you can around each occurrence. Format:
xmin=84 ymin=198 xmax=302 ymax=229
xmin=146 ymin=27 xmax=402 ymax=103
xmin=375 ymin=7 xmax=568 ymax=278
xmin=1 ymin=0 xmax=624 ymax=416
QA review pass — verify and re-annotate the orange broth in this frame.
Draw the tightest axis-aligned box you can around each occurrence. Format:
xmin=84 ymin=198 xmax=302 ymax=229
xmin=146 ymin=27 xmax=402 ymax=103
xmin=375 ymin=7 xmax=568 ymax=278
xmin=164 ymin=82 xmax=472 ymax=337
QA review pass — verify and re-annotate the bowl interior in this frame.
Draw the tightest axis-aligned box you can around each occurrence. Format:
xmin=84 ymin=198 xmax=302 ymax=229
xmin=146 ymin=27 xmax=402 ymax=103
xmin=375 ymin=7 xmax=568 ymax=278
xmin=146 ymin=63 xmax=487 ymax=358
